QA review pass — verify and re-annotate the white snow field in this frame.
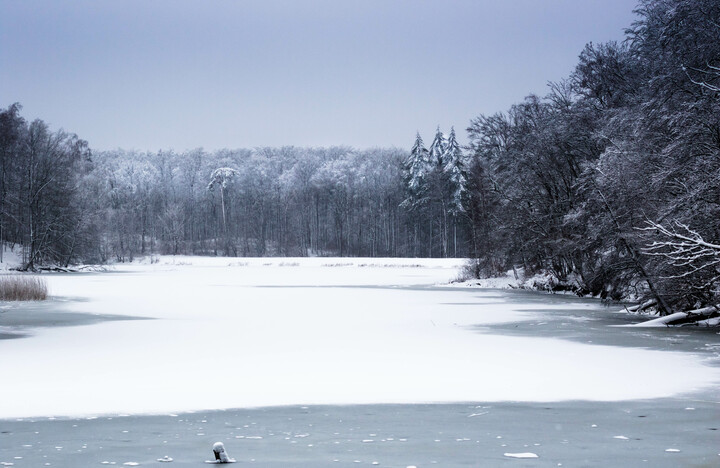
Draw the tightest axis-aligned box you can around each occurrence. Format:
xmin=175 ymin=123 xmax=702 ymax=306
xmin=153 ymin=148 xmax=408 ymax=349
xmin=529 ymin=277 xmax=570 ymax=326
xmin=1 ymin=256 xmax=718 ymax=418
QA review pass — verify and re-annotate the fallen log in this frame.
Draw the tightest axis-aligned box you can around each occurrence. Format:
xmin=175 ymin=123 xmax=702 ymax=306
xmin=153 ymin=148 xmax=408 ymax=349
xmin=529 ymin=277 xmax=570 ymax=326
xmin=38 ymin=266 xmax=75 ymax=273
xmin=626 ymin=299 xmax=657 ymax=313
xmin=629 ymin=305 xmax=720 ymax=327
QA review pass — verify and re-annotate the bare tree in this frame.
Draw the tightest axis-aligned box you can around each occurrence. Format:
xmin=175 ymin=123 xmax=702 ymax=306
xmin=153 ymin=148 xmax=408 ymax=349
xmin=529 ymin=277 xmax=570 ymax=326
xmin=208 ymin=167 xmax=239 ymax=255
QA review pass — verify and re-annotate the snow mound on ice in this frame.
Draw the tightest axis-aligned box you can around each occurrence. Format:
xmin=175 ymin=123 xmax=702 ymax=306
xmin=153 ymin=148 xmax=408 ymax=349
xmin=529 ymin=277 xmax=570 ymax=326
xmin=504 ymin=452 xmax=539 ymax=458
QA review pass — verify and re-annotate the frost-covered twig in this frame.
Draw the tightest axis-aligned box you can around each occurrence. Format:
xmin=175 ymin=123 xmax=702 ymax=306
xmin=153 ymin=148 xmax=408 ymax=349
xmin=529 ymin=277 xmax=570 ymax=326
xmin=640 ymin=220 xmax=720 ymax=284
xmin=681 ymin=63 xmax=720 ymax=93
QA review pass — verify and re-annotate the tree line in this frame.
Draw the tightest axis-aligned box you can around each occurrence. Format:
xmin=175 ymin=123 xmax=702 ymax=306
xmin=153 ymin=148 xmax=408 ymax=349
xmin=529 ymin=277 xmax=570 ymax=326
xmin=464 ymin=0 xmax=720 ymax=314
xmin=96 ymin=145 xmax=416 ymax=260
xmin=402 ymin=127 xmax=467 ymax=258
xmin=0 ymin=0 xmax=717 ymax=314
xmin=0 ymin=115 xmax=470 ymax=265
xmin=0 ymin=103 xmax=94 ymax=270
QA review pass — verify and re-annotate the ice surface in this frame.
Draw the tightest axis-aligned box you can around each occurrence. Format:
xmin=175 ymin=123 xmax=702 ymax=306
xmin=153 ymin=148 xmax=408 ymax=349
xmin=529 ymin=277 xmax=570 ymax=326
xmin=3 ymin=400 xmax=718 ymax=467
xmin=0 ymin=256 xmax=718 ymax=418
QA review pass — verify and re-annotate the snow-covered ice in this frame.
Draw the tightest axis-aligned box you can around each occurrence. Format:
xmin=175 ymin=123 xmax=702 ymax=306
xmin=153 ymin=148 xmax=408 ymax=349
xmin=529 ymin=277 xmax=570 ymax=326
xmin=0 ymin=256 xmax=718 ymax=418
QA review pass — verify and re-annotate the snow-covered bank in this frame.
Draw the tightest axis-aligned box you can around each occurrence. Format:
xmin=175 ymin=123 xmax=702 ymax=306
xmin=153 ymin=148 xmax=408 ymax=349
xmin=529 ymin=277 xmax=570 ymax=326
xmin=447 ymin=269 xmax=520 ymax=289
xmin=0 ymin=257 xmax=718 ymax=418
xmin=447 ymin=268 xmax=586 ymax=294
xmin=132 ymin=255 xmax=467 ymax=272
xmin=449 ymin=268 xmax=720 ymax=327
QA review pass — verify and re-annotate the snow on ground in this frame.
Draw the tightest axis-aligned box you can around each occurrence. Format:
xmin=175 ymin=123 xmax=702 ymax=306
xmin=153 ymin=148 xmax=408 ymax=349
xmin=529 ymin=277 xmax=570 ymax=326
xmin=0 ymin=243 xmax=23 ymax=271
xmin=0 ymin=256 xmax=718 ymax=418
xmin=447 ymin=269 xmax=520 ymax=289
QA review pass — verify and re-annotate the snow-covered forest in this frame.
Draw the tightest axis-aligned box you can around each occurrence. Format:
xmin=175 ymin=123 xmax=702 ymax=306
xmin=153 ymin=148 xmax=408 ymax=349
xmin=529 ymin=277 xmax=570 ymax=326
xmin=0 ymin=111 xmax=471 ymax=264
xmin=0 ymin=0 xmax=718 ymax=314
xmin=464 ymin=0 xmax=720 ymax=314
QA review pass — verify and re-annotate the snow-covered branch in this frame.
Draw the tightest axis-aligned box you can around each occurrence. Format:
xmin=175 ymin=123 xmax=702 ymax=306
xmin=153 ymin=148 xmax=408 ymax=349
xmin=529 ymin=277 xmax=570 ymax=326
xmin=640 ymin=220 xmax=720 ymax=284
xmin=682 ymin=63 xmax=720 ymax=92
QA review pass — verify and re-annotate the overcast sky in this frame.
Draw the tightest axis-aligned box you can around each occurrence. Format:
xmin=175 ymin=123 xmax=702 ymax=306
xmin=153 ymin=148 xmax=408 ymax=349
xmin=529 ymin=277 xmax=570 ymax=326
xmin=0 ymin=0 xmax=638 ymax=152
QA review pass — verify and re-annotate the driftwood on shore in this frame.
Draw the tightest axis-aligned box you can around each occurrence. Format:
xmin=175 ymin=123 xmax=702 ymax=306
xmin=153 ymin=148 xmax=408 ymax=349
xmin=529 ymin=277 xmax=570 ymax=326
xmin=629 ymin=305 xmax=720 ymax=327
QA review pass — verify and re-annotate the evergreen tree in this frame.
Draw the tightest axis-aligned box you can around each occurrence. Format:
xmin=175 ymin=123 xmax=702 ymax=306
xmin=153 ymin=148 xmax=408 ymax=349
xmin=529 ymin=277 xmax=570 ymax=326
xmin=428 ymin=126 xmax=448 ymax=168
xmin=404 ymin=132 xmax=430 ymax=197
xmin=443 ymin=127 xmax=467 ymax=215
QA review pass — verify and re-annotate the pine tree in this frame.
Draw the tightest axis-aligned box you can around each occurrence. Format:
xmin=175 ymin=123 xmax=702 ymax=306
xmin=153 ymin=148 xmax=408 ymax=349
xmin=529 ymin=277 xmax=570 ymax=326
xmin=401 ymin=132 xmax=433 ymax=256
xmin=404 ymin=132 xmax=430 ymax=196
xmin=428 ymin=126 xmax=448 ymax=168
xmin=443 ymin=126 xmax=467 ymax=215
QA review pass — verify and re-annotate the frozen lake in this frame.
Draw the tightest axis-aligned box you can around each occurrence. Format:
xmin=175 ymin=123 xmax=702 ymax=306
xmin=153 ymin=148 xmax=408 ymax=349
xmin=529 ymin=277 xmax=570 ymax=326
xmin=1 ymin=257 xmax=719 ymax=466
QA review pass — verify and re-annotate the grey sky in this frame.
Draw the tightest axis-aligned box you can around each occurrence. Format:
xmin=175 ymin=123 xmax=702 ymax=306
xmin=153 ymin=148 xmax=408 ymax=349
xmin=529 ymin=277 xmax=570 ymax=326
xmin=0 ymin=0 xmax=638 ymax=152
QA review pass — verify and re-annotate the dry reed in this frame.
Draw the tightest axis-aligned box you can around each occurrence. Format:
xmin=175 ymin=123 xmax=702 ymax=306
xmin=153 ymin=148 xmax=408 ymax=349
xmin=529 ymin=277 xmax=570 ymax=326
xmin=0 ymin=275 xmax=48 ymax=301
